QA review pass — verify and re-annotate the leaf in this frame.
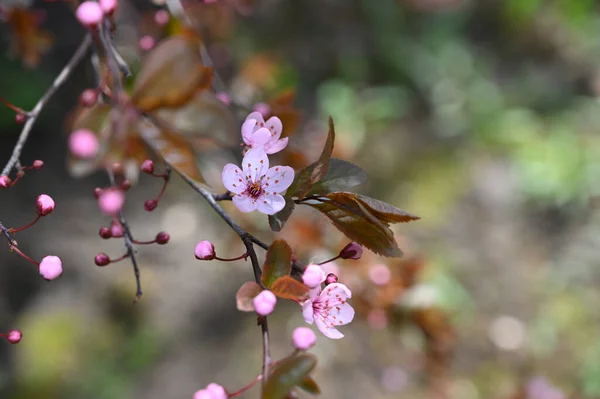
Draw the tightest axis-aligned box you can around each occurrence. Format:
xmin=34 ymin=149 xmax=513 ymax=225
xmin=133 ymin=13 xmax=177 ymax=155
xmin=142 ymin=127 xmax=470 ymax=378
xmin=138 ymin=120 xmax=207 ymax=185
xmin=297 ymin=376 xmax=321 ymax=395
xmin=262 ymin=240 xmax=292 ymax=288
xmin=236 ymin=281 xmax=262 ymax=312
xmin=6 ymin=7 xmax=53 ymax=68
xmin=304 ymin=192 xmax=419 ymax=257
xmin=288 ymin=117 xmax=335 ymax=199
xmin=305 ymin=159 xmax=367 ymax=196
xmin=263 ymin=353 xmax=318 ymax=399
xmin=132 ymin=34 xmax=212 ymax=112
xmin=268 ymin=197 xmax=295 ymax=232
xmin=270 ymin=276 xmax=309 ymax=301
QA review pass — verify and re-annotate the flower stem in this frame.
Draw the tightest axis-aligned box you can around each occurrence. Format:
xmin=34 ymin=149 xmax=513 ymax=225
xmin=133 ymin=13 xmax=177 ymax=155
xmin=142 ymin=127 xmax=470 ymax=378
xmin=215 ymin=253 xmax=248 ymax=262
xmin=9 ymin=214 xmax=41 ymax=233
xmin=9 ymin=245 xmax=39 ymax=266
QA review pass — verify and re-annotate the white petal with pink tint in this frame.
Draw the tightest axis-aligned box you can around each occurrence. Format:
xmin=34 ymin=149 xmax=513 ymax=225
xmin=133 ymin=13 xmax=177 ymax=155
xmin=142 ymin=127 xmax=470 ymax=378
xmin=241 ymin=119 xmax=257 ymax=145
xmin=245 ymin=111 xmax=265 ymax=125
xmin=302 ymin=300 xmax=315 ymax=324
xmin=264 ymin=116 xmax=282 ymax=139
xmin=242 ymin=149 xmax=269 ymax=181
xmin=257 ymin=194 xmax=285 ymax=215
xmin=300 ymin=282 xmax=354 ymax=339
xmin=264 ymin=137 xmax=289 ymax=154
xmin=233 ymin=194 xmax=258 ymax=212
xmin=264 ymin=165 xmax=294 ymax=193
xmin=315 ymin=318 xmax=344 ymax=339
xmin=222 ymin=164 xmax=246 ymax=194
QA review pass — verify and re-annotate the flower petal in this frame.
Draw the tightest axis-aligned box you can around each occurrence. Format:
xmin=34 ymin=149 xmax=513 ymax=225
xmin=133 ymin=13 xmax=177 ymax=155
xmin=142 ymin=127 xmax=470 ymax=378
xmin=302 ymin=300 xmax=315 ymax=324
xmin=232 ymin=194 xmax=258 ymax=213
xmin=245 ymin=111 xmax=265 ymax=127
xmin=264 ymin=137 xmax=289 ymax=154
xmin=241 ymin=119 xmax=257 ymax=145
xmin=222 ymin=164 xmax=246 ymax=194
xmin=250 ymin=127 xmax=272 ymax=147
xmin=265 ymin=116 xmax=283 ymax=139
xmin=315 ymin=317 xmax=344 ymax=339
xmin=264 ymin=165 xmax=294 ymax=193
xmin=309 ymin=285 xmax=322 ymax=300
xmin=257 ymin=193 xmax=285 ymax=215
xmin=320 ymin=283 xmax=352 ymax=302
xmin=242 ymin=149 xmax=269 ymax=181
xmin=331 ymin=302 xmax=355 ymax=325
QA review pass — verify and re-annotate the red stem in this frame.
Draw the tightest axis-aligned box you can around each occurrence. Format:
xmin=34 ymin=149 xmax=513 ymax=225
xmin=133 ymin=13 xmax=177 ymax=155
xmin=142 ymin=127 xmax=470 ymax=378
xmin=215 ymin=253 xmax=248 ymax=262
xmin=228 ymin=374 xmax=263 ymax=398
xmin=317 ymin=254 xmax=340 ymax=265
xmin=9 ymin=245 xmax=39 ymax=266
xmin=9 ymin=214 xmax=41 ymax=233
xmin=110 ymin=253 xmax=129 ymax=263
xmin=0 ymin=96 xmax=26 ymax=114
xmin=133 ymin=239 xmax=156 ymax=245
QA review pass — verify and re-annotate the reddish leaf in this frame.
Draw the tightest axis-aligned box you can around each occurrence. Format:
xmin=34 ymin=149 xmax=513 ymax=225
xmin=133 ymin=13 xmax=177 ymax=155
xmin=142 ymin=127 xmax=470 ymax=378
xmin=236 ymin=281 xmax=262 ymax=312
xmin=139 ymin=120 xmax=207 ymax=185
xmin=6 ymin=7 xmax=53 ymax=68
xmin=270 ymin=276 xmax=309 ymax=301
xmin=288 ymin=117 xmax=335 ymax=199
xmin=305 ymin=159 xmax=367 ymax=196
xmin=263 ymin=353 xmax=317 ymax=399
xmin=262 ymin=240 xmax=293 ymax=288
xmin=297 ymin=376 xmax=321 ymax=395
xmin=132 ymin=34 xmax=212 ymax=112
xmin=304 ymin=192 xmax=418 ymax=257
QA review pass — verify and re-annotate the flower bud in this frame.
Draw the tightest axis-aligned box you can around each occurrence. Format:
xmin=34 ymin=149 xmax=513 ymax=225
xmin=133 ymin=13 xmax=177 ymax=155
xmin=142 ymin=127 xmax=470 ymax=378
xmin=141 ymin=159 xmax=154 ymax=174
xmin=95 ymin=253 xmax=110 ymax=266
xmin=156 ymin=231 xmax=170 ymax=245
xmin=194 ymin=240 xmax=215 ymax=260
xmin=36 ymin=194 xmax=55 ymax=216
xmin=253 ymin=290 xmax=277 ymax=316
xmin=144 ymin=199 xmax=158 ymax=212
xmin=302 ymin=264 xmax=325 ymax=288
xmin=69 ymin=128 xmax=99 ymax=159
xmin=93 ymin=187 xmax=103 ymax=198
xmin=15 ymin=113 xmax=26 ymax=125
xmin=325 ymin=273 xmax=338 ymax=285
xmin=76 ymin=1 xmax=104 ymax=27
xmin=99 ymin=226 xmax=112 ymax=239
xmin=79 ymin=89 xmax=98 ymax=107
xmin=154 ymin=9 xmax=169 ymax=26
xmin=6 ymin=329 xmax=22 ymax=344
xmin=139 ymin=35 xmax=156 ymax=51
xmin=98 ymin=189 xmax=125 ymax=216
xmin=99 ymin=0 xmax=118 ymax=15
xmin=193 ymin=383 xmax=227 ymax=399
xmin=339 ymin=242 xmax=363 ymax=260
xmin=120 ymin=180 xmax=132 ymax=191
xmin=32 ymin=160 xmax=44 ymax=170
xmin=215 ymin=92 xmax=231 ymax=106
xmin=39 ymin=255 xmax=63 ymax=280
xmin=0 ymin=176 xmax=12 ymax=188
xmin=110 ymin=221 xmax=124 ymax=238
xmin=292 ymin=327 xmax=316 ymax=350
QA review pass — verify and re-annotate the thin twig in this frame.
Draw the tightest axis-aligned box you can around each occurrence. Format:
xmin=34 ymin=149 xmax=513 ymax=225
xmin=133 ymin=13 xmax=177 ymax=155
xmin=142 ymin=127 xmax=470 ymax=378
xmin=1 ymin=35 xmax=92 ymax=177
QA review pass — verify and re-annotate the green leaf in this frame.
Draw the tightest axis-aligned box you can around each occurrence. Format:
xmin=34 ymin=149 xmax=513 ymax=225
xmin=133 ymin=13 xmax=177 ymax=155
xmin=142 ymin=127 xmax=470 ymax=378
xmin=270 ymin=276 xmax=309 ymax=301
xmin=235 ymin=281 xmax=262 ymax=312
xmin=288 ymin=116 xmax=335 ymax=199
xmin=263 ymin=354 xmax=318 ymax=399
xmin=304 ymin=192 xmax=419 ymax=257
xmin=268 ymin=197 xmax=295 ymax=232
xmin=262 ymin=240 xmax=293 ymax=288
xmin=305 ymin=158 xmax=367 ymax=196
xmin=297 ymin=376 xmax=321 ymax=395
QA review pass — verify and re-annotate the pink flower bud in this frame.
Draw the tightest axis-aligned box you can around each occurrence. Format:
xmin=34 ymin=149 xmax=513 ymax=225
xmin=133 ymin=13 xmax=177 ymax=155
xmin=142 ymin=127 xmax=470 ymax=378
xmin=32 ymin=160 xmax=44 ymax=170
xmin=110 ymin=221 xmax=124 ymax=238
xmin=79 ymin=89 xmax=98 ymax=107
xmin=139 ymin=35 xmax=156 ymax=51
xmin=141 ymin=159 xmax=154 ymax=174
xmin=69 ymin=128 xmax=99 ymax=159
xmin=99 ymin=226 xmax=112 ymax=239
xmin=15 ymin=113 xmax=26 ymax=125
xmin=215 ymin=92 xmax=231 ymax=106
xmin=120 ymin=180 xmax=131 ymax=191
xmin=368 ymin=264 xmax=391 ymax=286
xmin=292 ymin=327 xmax=316 ymax=350
xmin=144 ymin=199 xmax=158 ymax=211
xmin=76 ymin=1 xmax=104 ymax=27
xmin=339 ymin=242 xmax=363 ymax=260
xmin=253 ymin=290 xmax=277 ymax=316
xmin=0 ymin=176 xmax=12 ymax=188
xmin=194 ymin=240 xmax=215 ymax=260
xmin=156 ymin=232 xmax=170 ymax=245
xmin=98 ymin=189 xmax=125 ymax=216
xmin=193 ymin=383 xmax=227 ymax=399
xmin=36 ymin=194 xmax=55 ymax=216
xmin=154 ymin=9 xmax=169 ymax=26
xmin=99 ymin=0 xmax=118 ymax=15
xmin=302 ymin=264 xmax=325 ymax=288
xmin=95 ymin=253 xmax=110 ymax=266
xmin=39 ymin=255 xmax=63 ymax=280
xmin=253 ymin=102 xmax=271 ymax=118
xmin=93 ymin=187 xmax=103 ymax=198
xmin=325 ymin=273 xmax=338 ymax=285
xmin=6 ymin=329 xmax=22 ymax=344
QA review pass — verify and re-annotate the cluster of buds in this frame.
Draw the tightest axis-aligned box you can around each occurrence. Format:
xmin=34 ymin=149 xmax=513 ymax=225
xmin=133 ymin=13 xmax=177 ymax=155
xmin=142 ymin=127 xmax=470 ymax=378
xmin=141 ymin=160 xmax=170 ymax=212
xmin=0 ymin=160 xmax=44 ymax=189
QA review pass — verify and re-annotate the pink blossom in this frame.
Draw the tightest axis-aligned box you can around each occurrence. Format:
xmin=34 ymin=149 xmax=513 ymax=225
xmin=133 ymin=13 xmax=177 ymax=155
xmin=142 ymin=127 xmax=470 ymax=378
xmin=39 ymin=256 xmax=63 ymax=280
xmin=292 ymin=327 xmax=316 ymax=350
xmin=141 ymin=159 xmax=154 ymax=174
xmin=253 ymin=290 xmax=277 ymax=316
xmin=368 ymin=264 xmax=391 ymax=286
xmin=253 ymin=102 xmax=271 ymax=118
xmin=193 ymin=383 xmax=227 ymax=399
xmin=215 ymin=92 xmax=231 ymax=106
xmin=195 ymin=240 xmax=215 ymax=260
xmin=36 ymin=194 xmax=55 ymax=216
xmin=139 ymin=35 xmax=156 ymax=51
xmin=0 ymin=176 xmax=11 ymax=188
xmin=75 ymin=1 xmax=104 ymax=27
xmin=98 ymin=188 xmax=125 ymax=216
xmin=242 ymin=112 xmax=288 ymax=154
xmin=6 ymin=329 xmax=23 ymax=344
xmin=302 ymin=264 xmax=326 ymax=288
xmin=325 ymin=273 xmax=338 ymax=285
xmin=99 ymin=0 xmax=118 ymax=15
xmin=302 ymin=283 xmax=354 ymax=339
xmin=69 ymin=128 xmax=99 ymax=159
xmin=154 ymin=9 xmax=170 ymax=26
xmin=222 ymin=150 xmax=294 ymax=215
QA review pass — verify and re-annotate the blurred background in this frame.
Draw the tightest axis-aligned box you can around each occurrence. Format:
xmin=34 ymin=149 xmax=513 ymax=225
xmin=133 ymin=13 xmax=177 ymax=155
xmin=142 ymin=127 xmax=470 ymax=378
xmin=2 ymin=0 xmax=600 ymax=398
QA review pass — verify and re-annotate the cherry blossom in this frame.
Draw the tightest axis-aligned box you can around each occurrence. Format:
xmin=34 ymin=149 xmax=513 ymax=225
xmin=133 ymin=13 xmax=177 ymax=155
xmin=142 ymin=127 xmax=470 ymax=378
xmin=193 ymin=383 xmax=227 ymax=399
xmin=222 ymin=150 xmax=294 ymax=215
xmin=39 ymin=256 xmax=63 ymax=280
xmin=241 ymin=112 xmax=288 ymax=154
xmin=292 ymin=327 xmax=316 ymax=350
xmin=302 ymin=282 xmax=354 ymax=339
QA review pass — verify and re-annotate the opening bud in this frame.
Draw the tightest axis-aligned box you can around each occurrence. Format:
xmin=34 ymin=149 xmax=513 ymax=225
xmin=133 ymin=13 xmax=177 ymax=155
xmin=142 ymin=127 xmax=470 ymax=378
xmin=302 ymin=264 xmax=326 ymax=288
xmin=339 ymin=242 xmax=363 ymax=260
xmin=39 ymin=255 xmax=63 ymax=280
xmin=194 ymin=240 xmax=215 ymax=260
xmin=36 ymin=194 xmax=55 ymax=216
xmin=325 ymin=273 xmax=338 ymax=285
xmin=253 ymin=290 xmax=277 ymax=316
